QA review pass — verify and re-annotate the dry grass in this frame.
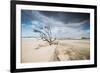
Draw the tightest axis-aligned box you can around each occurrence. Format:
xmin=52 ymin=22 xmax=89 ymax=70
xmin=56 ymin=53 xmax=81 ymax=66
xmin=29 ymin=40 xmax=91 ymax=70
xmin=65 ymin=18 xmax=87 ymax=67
xmin=56 ymin=39 xmax=90 ymax=61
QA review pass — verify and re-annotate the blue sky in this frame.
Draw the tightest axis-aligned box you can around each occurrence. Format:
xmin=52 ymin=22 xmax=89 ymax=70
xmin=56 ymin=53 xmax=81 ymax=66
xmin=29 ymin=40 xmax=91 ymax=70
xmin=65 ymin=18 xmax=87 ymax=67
xmin=21 ymin=10 xmax=90 ymax=39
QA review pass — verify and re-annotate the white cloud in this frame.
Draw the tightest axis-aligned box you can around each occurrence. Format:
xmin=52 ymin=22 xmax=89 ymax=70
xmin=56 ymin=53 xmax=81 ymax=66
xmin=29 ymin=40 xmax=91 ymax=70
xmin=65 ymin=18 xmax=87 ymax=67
xmin=31 ymin=11 xmax=90 ymax=38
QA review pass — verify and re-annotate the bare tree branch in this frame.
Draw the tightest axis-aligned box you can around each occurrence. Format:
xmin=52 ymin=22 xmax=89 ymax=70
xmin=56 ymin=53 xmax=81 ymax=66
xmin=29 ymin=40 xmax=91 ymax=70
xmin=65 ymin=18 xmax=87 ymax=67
xmin=33 ymin=22 xmax=56 ymax=45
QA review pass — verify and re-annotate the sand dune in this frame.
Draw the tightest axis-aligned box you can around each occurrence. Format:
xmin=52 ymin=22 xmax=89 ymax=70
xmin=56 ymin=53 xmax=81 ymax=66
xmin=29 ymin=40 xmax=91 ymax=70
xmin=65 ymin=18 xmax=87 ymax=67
xmin=21 ymin=38 xmax=90 ymax=63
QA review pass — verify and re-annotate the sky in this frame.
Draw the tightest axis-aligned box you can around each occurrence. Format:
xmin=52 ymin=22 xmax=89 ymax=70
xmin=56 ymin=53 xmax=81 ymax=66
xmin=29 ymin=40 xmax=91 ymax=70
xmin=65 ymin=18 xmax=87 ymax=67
xmin=21 ymin=10 xmax=90 ymax=39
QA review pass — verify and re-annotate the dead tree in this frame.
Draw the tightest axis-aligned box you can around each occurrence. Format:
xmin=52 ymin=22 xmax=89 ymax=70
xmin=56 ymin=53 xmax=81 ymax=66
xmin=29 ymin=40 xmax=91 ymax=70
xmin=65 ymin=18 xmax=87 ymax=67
xmin=33 ymin=23 xmax=56 ymax=45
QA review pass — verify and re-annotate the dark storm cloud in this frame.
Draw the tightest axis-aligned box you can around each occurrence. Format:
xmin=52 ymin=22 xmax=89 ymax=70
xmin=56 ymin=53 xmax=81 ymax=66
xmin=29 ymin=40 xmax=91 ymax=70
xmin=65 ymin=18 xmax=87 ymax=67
xmin=40 ymin=11 xmax=90 ymax=24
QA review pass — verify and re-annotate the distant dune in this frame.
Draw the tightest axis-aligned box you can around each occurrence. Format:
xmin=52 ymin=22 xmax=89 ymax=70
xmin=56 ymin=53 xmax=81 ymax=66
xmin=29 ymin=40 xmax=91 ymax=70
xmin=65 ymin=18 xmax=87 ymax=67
xmin=21 ymin=38 xmax=90 ymax=63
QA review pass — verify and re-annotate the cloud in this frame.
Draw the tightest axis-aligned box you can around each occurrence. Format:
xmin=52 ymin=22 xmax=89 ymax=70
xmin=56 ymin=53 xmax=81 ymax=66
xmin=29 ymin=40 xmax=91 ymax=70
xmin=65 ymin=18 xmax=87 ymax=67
xmin=40 ymin=11 xmax=90 ymax=23
xmin=22 ymin=10 xmax=90 ymax=38
xmin=51 ymin=26 xmax=90 ymax=38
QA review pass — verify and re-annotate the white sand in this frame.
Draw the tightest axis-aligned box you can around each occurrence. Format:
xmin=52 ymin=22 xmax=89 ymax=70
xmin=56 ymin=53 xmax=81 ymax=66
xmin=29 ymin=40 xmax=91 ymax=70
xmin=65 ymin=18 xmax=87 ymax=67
xmin=21 ymin=38 xmax=57 ymax=63
xmin=21 ymin=38 xmax=90 ymax=63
